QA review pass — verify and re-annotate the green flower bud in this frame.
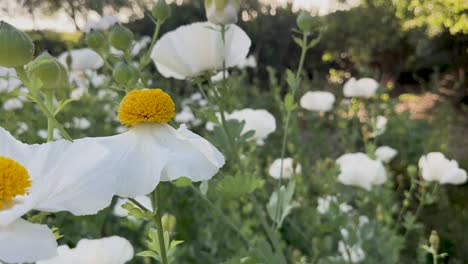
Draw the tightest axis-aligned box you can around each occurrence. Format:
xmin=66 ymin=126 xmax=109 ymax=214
xmin=407 ymin=165 xmax=418 ymax=177
xmin=161 ymin=213 xmax=176 ymax=233
xmin=85 ymin=30 xmax=106 ymax=50
xmin=429 ymin=230 xmax=439 ymax=251
xmin=0 ymin=21 xmax=35 ymax=67
xmin=27 ymin=52 xmax=68 ymax=89
xmin=152 ymin=0 xmax=171 ymax=22
xmin=109 ymin=24 xmax=134 ymax=51
xmin=113 ymin=61 xmax=139 ymax=87
xmin=297 ymin=11 xmax=318 ymax=33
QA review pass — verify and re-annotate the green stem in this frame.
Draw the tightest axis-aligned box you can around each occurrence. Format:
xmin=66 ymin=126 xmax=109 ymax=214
xmin=129 ymin=198 xmax=151 ymax=212
xmin=139 ymin=21 xmax=162 ymax=70
xmin=274 ymin=32 xmax=309 ymax=229
xmin=153 ymin=187 xmax=169 ymax=264
xmin=44 ymin=90 xmax=54 ymax=142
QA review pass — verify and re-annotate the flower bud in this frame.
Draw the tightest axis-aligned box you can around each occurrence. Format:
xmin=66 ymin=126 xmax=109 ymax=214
xmin=152 ymin=0 xmax=171 ymax=22
xmin=407 ymin=165 xmax=418 ymax=178
xmin=429 ymin=230 xmax=439 ymax=251
xmin=27 ymin=52 xmax=68 ymax=89
xmin=296 ymin=11 xmax=318 ymax=33
xmin=0 ymin=21 xmax=34 ymax=67
xmin=109 ymin=24 xmax=134 ymax=51
xmin=161 ymin=213 xmax=176 ymax=233
xmin=85 ymin=30 xmax=106 ymax=50
xmin=113 ymin=61 xmax=139 ymax=87
xmin=205 ymin=0 xmax=239 ymax=25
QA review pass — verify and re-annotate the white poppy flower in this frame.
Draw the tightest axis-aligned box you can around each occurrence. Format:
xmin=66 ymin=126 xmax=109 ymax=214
xmin=113 ymin=196 xmax=152 ymax=221
xmin=336 ymin=153 xmax=386 ymax=190
xmin=205 ymin=0 xmax=239 ymax=25
xmin=339 ymin=202 xmax=353 ymax=213
xmin=151 ymin=22 xmax=251 ymax=80
xmin=70 ymin=87 xmax=87 ymax=101
xmin=268 ymin=158 xmax=301 ymax=179
xmin=375 ymin=146 xmax=397 ymax=163
xmin=208 ymin=108 xmax=276 ymax=145
xmin=37 ymin=236 xmax=134 ymax=264
xmin=59 ymin=49 xmax=104 ymax=71
xmin=0 ymin=128 xmax=114 ymax=263
xmin=3 ymin=98 xmax=23 ymax=111
xmin=0 ymin=67 xmax=22 ymax=93
xmin=236 ymin=55 xmax=257 ymax=69
xmin=84 ymin=89 xmax=225 ymax=197
xmin=418 ymin=152 xmax=467 ymax=185
xmin=372 ymin=115 xmax=387 ymax=137
xmin=131 ymin=36 xmax=152 ymax=56
xmin=300 ymin=91 xmax=336 ymax=112
xmin=338 ymin=241 xmax=366 ymax=263
xmin=343 ymin=77 xmax=379 ymax=98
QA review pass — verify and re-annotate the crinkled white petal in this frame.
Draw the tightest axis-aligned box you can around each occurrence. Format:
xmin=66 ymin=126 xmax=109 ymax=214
xmin=0 ymin=219 xmax=57 ymax=263
xmin=38 ymin=236 xmax=133 ymax=264
xmin=375 ymin=146 xmax=398 ymax=163
xmin=343 ymin=77 xmax=378 ymax=98
xmin=419 ymin=152 xmax=467 ymax=185
xmin=151 ymin=22 xmax=251 ymax=79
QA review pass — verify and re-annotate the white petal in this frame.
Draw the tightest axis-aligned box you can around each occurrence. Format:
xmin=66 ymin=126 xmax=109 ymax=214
xmin=95 ymin=131 xmax=169 ymax=197
xmin=150 ymin=124 xmax=225 ymax=182
xmin=0 ymin=219 xmax=57 ymax=263
xmin=58 ymin=48 xmax=104 ymax=71
xmin=38 ymin=236 xmax=133 ymax=264
xmin=151 ymin=22 xmax=251 ymax=79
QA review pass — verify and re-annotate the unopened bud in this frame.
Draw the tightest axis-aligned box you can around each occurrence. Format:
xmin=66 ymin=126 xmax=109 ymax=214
xmin=0 ymin=21 xmax=34 ymax=67
xmin=113 ymin=61 xmax=139 ymax=87
xmin=109 ymin=24 xmax=134 ymax=51
xmin=152 ymin=0 xmax=171 ymax=22
xmin=85 ymin=30 xmax=106 ymax=50
xmin=161 ymin=213 xmax=176 ymax=233
xmin=296 ymin=11 xmax=318 ymax=33
xmin=407 ymin=165 xmax=418 ymax=177
xmin=429 ymin=230 xmax=439 ymax=251
xmin=27 ymin=52 xmax=67 ymax=89
xmin=205 ymin=0 xmax=239 ymax=25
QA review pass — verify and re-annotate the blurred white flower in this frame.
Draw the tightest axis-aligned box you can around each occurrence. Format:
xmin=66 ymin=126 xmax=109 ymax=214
xmin=113 ymin=196 xmax=152 ymax=221
xmin=83 ymin=15 xmax=119 ymax=32
xmin=317 ymin=195 xmax=337 ymax=214
xmin=372 ymin=115 xmax=387 ymax=137
xmin=3 ymin=98 xmax=23 ymax=111
xmin=343 ymin=77 xmax=379 ymax=98
xmin=338 ymin=241 xmax=366 ymax=263
xmin=73 ymin=117 xmax=91 ymax=130
xmin=336 ymin=153 xmax=386 ymax=190
xmin=38 ymin=236 xmax=133 ymax=264
xmin=418 ymin=152 xmax=467 ymax=185
xmin=211 ymin=70 xmax=230 ymax=83
xmin=16 ymin=122 xmax=28 ymax=134
xmin=300 ymin=91 xmax=336 ymax=112
xmin=205 ymin=0 xmax=239 ymax=25
xmin=174 ymin=106 xmax=202 ymax=127
xmin=0 ymin=66 xmax=21 ymax=93
xmin=236 ymin=55 xmax=257 ymax=69
xmin=207 ymin=108 xmax=276 ymax=145
xmin=151 ymin=22 xmax=251 ymax=80
xmin=0 ymin=128 xmax=114 ymax=263
xmin=358 ymin=215 xmax=370 ymax=226
xmin=339 ymin=202 xmax=353 ymax=213
xmin=375 ymin=146 xmax=397 ymax=163
xmin=131 ymin=36 xmax=151 ymax=56
xmin=70 ymin=87 xmax=87 ymax=100
xmin=268 ymin=157 xmax=301 ymax=179
xmin=59 ymin=49 xmax=104 ymax=71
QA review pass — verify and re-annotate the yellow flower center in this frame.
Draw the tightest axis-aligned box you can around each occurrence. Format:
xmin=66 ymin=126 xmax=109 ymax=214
xmin=118 ymin=89 xmax=175 ymax=126
xmin=0 ymin=156 xmax=31 ymax=209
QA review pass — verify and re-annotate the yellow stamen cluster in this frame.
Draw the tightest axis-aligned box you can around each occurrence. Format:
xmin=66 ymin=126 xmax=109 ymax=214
xmin=0 ymin=156 xmax=31 ymax=209
xmin=118 ymin=89 xmax=175 ymax=126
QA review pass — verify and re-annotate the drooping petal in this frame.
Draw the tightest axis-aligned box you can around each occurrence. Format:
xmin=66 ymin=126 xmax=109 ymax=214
xmin=0 ymin=219 xmax=57 ymax=263
xmin=151 ymin=22 xmax=251 ymax=79
xmin=155 ymin=124 xmax=225 ymax=182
